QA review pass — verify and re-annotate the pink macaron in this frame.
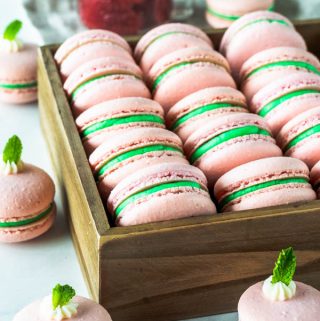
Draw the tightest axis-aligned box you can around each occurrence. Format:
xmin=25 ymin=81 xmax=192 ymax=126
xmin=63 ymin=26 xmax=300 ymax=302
xmin=238 ymin=281 xmax=320 ymax=321
xmin=13 ymin=284 xmax=112 ymax=321
xmin=89 ymin=128 xmax=188 ymax=197
xmin=220 ymin=11 xmax=307 ymax=80
xmin=64 ymin=56 xmax=150 ymax=117
xmin=310 ymin=161 xmax=320 ymax=198
xmin=76 ymin=97 xmax=165 ymax=155
xmin=277 ymin=107 xmax=320 ymax=168
xmin=149 ymin=47 xmax=236 ymax=113
xmin=214 ymin=156 xmax=316 ymax=212
xmin=107 ymin=162 xmax=217 ymax=226
xmin=134 ymin=23 xmax=213 ymax=75
xmin=241 ymin=47 xmax=320 ymax=102
xmin=184 ymin=112 xmax=282 ymax=187
xmin=0 ymin=163 xmax=56 ymax=243
xmin=167 ymin=87 xmax=249 ymax=143
xmin=251 ymin=73 xmax=320 ymax=136
xmin=206 ymin=0 xmax=274 ymax=29
xmin=55 ymin=29 xmax=133 ymax=79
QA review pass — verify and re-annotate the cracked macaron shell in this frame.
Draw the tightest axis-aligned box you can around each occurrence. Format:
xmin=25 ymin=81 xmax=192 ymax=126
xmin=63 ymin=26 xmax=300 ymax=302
xmin=76 ymin=97 xmax=165 ymax=155
xmin=184 ymin=112 xmax=282 ymax=187
xmin=107 ymin=163 xmax=217 ymax=226
xmin=167 ymin=87 xmax=248 ymax=142
xmin=277 ymin=106 xmax=320 ymax=168
xmin=64 ymin=57 xmax=150 ymax=117
xmin=149 ymin=47 xmax=236 ymax=113
xmin=0 ymin=163 xmax=56 ymax=242
xmin=0 ymin=44 xmax=38 ymax=104
xmin=241 ymin=47 xmax=320 ymax=102
xmin=214 ymin=156 xmax=316 ymax=212
xmin=134 ymin=23 xmax=213 ymax=75
xmin=219 ymin=11 xmax=306 ymax=80
xmin=251 ymin=73 xmax=320 ymax=135
xmin=89 ymin=128 xmax=188 ymax=197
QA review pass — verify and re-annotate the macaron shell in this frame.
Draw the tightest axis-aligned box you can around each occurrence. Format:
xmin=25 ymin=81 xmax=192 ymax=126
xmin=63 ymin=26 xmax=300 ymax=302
xmin=0 ymin=163 xmax=55 ymax=219
xmin=238 ymin=281 xmax=320 ymax=321
xmin=13 ymin=296 xmax=112 ymax=321
xmin=116 ymin=188 xmax=216 ymax=226
xmin=310 ymin=161 xmax=320 ymax=197
xmin=0 ymin=44 xmax=37 ymax=104
xmin=0 ymin=203 xmax=56 ymax=243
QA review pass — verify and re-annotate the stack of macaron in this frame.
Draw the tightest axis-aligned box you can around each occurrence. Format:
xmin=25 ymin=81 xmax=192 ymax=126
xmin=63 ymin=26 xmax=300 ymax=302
xmin=55 ymin=26 xmax=217 ymax=226
xmin=134 ymin=23 xmax=236 ymax=113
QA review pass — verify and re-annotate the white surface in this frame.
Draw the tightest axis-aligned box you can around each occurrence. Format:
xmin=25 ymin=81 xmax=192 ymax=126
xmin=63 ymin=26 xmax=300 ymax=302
xmin=0 ymin=1 xmax=237 ymax=321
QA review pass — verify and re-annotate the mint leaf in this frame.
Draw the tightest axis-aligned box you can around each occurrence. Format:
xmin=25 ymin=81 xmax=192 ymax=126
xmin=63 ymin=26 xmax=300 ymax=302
xmin=272 ymin=247 xmax=296 ymax=286
xmin=52 ymin=284 xmax=76 ymax=309
xmin=3 ymin=20 xmax=23 ymax=41
xmin=3 ymin=135 xmax=23 ymax=164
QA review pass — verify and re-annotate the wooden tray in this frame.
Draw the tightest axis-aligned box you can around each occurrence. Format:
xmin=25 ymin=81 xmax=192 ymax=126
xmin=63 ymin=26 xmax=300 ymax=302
xmin=38 ymin=20 xmax=320 ymax=321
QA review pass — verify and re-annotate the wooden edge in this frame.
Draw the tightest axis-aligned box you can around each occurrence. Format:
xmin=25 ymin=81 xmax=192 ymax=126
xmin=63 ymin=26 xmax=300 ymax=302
xmin=38 ymin=45 xmax=110 ymax=236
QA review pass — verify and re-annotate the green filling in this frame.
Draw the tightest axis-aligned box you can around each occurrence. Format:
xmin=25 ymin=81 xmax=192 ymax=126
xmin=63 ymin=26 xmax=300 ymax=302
xmin=81 ymin=114 xmax=164 ymax=138
xmin=115 ymin=180 xmax=203 ymax=217
xmin=219 ymin=177 xmax=308 ymax=209
xmin=71 ymin=73 xmax=140 ymax=101
xmin=207 ymin=5 xmax=274 ymax=21
xmin=245 ymin=61 xmax=320 ymax=80
xmin=259 ymin=89 xmax=320 ymax=117
xmin=172 ymin=103 xmax=245 ymax=130
xmin=0 ymin=81 xmax=37 ymax=89
xmin=0 ymin=203 xmax=53 ymax=228
xmin=190 ymin=125 xmax=271 ymax=164
xmin=153 ymin=61 xmax=219 ymax=92
xmin=207 ymin=4 xmax=274 ymax=21
xmin=97 ymin=144 xmax=182 ymax=178
xmin=284 ymin=124 xmax=320 ymax=152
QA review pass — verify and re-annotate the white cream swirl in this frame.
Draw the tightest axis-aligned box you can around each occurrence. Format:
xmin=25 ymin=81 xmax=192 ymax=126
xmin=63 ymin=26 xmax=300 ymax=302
xmin=0 ymin=160 xmax=24 ymax=175
xmin=51 ymin=301 xmax=78 ymax=321
xmin=262 ymin=275 xmax=296 ymax=301
xmin=0 ymin=36 xmax=23 ymax=52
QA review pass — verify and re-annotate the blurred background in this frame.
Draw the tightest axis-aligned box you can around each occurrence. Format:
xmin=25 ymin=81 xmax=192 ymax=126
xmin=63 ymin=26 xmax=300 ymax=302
xmin=23 ymin=0 xmax=320 ymax=43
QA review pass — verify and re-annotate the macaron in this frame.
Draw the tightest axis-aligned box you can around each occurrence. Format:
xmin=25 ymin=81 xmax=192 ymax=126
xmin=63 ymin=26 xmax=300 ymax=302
xmin=241 ymin=47 xmax=320 ymax=102
xmin=0 ymin=136 xmax=56 ymax=243
xmin=214 ymin=157 xmax=316 ymax=212
xmin=0 ymin=20 xmax=37 ymax=104
xmin=55 ymin=29 xmax=134 ymax=79
xmin=149 ymin=47 xmax=236 ymax=113
xmin=184 ymin=113 xmax=282 ymax=187
xmin=13 ymin=284 xmax=112 ymax=321
xmin=134 ymin=23 xmax=213 ymax=75
xmin=64 ymin=57 xmax=150 ymax=117
xmin=167 ymin=87 xmax=249 ymax=142
xmin=107 ymin=163 xmax=217 ymax=226
xmin=238 ymin=247 xmax=320 ymax=321
xmin=89 ymin=128 xmax=188 ymax=197
xmin=76 ymin=97 xmax=165 ymax=155
xmin=206 ymin=0 xmax=274 ymax=29
xmin=251 ymin=73 xmax=320 ymax=136
xmin=310 ymin=161 xmax=320 ymax=198
xmin=220 ymin=11 xmax=307 ymax=79
xmin=277 ymin=107 xmax=320 ymax=168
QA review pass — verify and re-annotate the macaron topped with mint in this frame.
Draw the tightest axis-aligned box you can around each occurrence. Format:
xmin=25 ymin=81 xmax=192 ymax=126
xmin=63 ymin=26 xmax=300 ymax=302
xmin=0 ymin=19 xmax=38 ymax=104
xmin=13 ymin=283 xmax=113 ymax=321
xmin=238 ymin=247 xmax=320 ymax=321
xmin=0 ymin=135 xmax=56 ymax=243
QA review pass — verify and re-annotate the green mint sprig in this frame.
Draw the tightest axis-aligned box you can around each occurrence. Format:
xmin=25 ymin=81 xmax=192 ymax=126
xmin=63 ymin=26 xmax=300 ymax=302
xmin=272 ymin=247 xmax=296 ymax=286
xmin=3 ymin=20 xmax=23 ymax=41
xmin=52 ymin=284 xmax=76 ymax=309
xmin=3 ymin=135 xmax=23 ymax=164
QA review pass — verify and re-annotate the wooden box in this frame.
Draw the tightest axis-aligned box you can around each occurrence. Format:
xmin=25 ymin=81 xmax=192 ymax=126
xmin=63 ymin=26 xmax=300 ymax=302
xmin=38 ymin=21 xmax=320 ymax=321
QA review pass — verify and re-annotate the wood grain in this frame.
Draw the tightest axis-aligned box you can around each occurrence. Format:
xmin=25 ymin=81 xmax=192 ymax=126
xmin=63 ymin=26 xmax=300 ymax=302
xmin=38 ymin=21 xmax=320 ymax=321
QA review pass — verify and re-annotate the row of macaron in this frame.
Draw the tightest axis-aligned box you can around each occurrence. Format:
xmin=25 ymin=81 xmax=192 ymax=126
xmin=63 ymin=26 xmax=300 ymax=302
xmin=12 ymin=247 xmax=320 ymax=321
